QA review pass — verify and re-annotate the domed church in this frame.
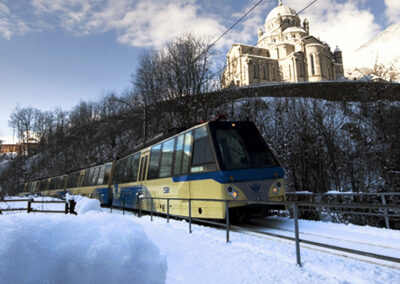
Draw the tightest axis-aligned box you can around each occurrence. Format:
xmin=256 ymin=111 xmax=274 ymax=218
xmin=222 ymin=0 xmax=344 ymax=88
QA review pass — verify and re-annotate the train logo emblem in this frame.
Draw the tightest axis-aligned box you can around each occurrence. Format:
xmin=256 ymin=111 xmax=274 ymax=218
xmin=250 ymin=183 xmax=261 ymax=193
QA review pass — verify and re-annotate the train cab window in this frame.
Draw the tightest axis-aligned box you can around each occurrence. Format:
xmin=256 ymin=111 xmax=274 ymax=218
xmin=216 ymin=129 xmax=251 ymax=169
xmin=211 ymin=122 xmax=278 ymax=170
xmin=191 ymin=126 xmax=216 ymax=173
xmin=173 ymin=134 xmax=184 ymax=176
xmin=181 ymin=132 xmax=193 ymax=175
xmin=148 ymin=144 xmax=162 ymax=179
xmin=160 ymin=139 xmax=175 ymax=178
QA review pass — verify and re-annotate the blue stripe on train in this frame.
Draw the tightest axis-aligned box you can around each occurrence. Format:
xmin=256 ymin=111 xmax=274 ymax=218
xmin=172 ymin=166 xmax=284 ymax=183
xmin=93 ymin=187 xmax=110 ymax=205
xmin=112 ymin=186 xmax=142 ymax=209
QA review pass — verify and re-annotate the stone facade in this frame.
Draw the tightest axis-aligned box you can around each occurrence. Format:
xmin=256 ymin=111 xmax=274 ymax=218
xmin=222 ymin=1 xmax=344 ymax=88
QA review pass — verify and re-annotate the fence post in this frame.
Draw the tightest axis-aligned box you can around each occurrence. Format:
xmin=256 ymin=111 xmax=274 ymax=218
xmin=122 ymin=195 xmax=125 ymax=216
xmin=293 ymin=203 xmax=302 ymax=267
xmin=27 ymin=198 xmax=32 ymax=213
xmin=226 ymin=200 xmax=230 ymax=243
xmin=65 ymin=201 xmax=69 ymax=214
xmin=151 ymin=198 xmax=153 ymax=221
xmin=138 ymin=194 xmax=142 ymax=218
xmin=381 ymin=195 xmax=390 ymax=229
xmin=189 ymin=199 xmax=192 ymax=234
xmin=167 ymin=199 xmax=170 ymax=223
xmin=69 ymin=199 xmax=77 ymax=215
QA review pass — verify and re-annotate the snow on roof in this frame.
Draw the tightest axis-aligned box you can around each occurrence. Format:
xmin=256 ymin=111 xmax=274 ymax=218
xmin=283 ymin=26 xmax=307 ymax=34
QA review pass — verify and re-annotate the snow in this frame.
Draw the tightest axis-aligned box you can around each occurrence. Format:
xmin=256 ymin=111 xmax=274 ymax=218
xmin=67 ymin=194 xmax=102 ymax=215
xmin=0 ymin=198 xmax=167 ymax=284
xmin=1 ymin=196 xmax=400 ymax=283
xmin=352 ymin=22 xmax=400 ymax=69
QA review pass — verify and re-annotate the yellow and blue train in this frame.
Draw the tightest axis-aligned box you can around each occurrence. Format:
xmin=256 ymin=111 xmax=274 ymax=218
xmin=20 ymin=120 xmax=286 ymax=220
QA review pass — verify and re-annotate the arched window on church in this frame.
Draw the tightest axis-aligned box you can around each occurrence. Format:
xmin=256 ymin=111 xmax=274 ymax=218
xmin=276 ymin=48 xmax=280 ymax=59
xmin=253 ymin=63 xmax=258 ymax=79
xmin=263 ymin=65 xmax=267 ymax=79
xmin=319 ymin=55 xmax=323 ymax=77
xmin=289 ymin=65 xmax=292 ymax=79
xmin=310 ymin=54 xmax=315 ymax=75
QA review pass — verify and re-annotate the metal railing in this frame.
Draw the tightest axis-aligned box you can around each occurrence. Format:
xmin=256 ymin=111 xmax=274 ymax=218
xmin=286 ymin=192 xmax=400 ymax=229
xmin=119 ymin=194 xmax=400 ymax=267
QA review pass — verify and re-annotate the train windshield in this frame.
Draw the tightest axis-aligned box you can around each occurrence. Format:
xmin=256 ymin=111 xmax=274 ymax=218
xmin=210 ymin=122 xmax=278 ymax=170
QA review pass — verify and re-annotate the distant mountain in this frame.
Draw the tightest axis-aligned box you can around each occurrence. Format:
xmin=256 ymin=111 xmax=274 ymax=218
xmin=353 ymin=22 xmax=400 ymax=68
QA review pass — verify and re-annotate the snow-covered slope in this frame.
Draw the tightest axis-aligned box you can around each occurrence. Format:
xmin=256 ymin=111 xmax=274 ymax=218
xmin=352 ymin=22 xmax=400 ymax=68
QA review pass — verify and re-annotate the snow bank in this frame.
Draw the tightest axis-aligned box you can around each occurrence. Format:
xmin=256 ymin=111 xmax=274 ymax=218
xmin=0 ymin=213 xmax=167 ymax=284
xmin=70 ymin=195 xmax=102 ymax=215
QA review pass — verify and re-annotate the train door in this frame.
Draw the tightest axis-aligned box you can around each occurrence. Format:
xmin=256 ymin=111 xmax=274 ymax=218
xmin=137 ymin=151 xmax=150 ymax=210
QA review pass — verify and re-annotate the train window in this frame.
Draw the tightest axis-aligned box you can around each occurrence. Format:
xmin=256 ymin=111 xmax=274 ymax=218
xmin=160 ymin=139 xmax=175 ymax=178
xmin=173 ymin=134 xmax=184 ymax=176
xmin=181 ymin=132 xmax=193 ymax=174
xmin=98 ymin=166 xmax=106 ymax=185
xmin=139 ymin=155 xmax=149 ymax=181
xmin=67 ymin=172 xmax=80 ymax=188
xmin=113 ymin=159 xmax=125 ymax=184
xmin=131 ymin=154 xmax=140 ymax=182
xmin=191 ymin=127 xmax=216 ymax=173
xmin=92 ymin=167 xmax=100 ymax=186
xmin=148 ymin=144 xmax=162 ymax=179
xmin=103 ymin=163 xmax=113 ymax=185
xmin=122 ymin=156 xmax=132 ymax=182
xmin=39 ymin=180 xmax=48 ymax=191
xmin=194 ymin=126 xmax=207 ymax=139
xmin=50 ymin=178 xmax=56 ymax=190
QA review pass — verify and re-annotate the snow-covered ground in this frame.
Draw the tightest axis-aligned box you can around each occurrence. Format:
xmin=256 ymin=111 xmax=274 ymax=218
xmin=1 ymin=196 xmax=400 ymax=283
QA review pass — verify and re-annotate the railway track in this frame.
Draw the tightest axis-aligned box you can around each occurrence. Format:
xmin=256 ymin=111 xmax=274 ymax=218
xmin=230 ymin=219 xmax=400 ymax=269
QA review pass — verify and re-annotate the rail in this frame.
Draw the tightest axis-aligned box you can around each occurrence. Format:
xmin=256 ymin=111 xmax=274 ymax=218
xmin=123 ymin=195 xmax=400 ymax=267
xmin=286 ymin=192 xmax=400 ymax=230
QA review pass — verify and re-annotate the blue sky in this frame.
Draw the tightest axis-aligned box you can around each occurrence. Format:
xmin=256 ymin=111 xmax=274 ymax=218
xmin=0 ymin=0 xmax=397 ymax=143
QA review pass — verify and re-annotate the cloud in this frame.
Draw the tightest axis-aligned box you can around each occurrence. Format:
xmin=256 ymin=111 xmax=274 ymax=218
xmin=284 ymin=0 xmax=381 ymax=68
xmin=0 ymin=2 xmax=29 ymax=39
xmin=31 ymin=0 xmax=228 ymax=47
xmin=385 ymin=0 xmax=400 ymax=24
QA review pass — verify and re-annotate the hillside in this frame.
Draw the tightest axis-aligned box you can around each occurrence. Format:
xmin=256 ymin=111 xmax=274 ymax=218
xmin=354 ymin=22 xmax=400 ymax=68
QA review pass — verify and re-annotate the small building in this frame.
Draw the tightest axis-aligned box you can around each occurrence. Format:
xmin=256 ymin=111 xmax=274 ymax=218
xmin=222 ymin=0 xmax=344 ymax=88
xmin=0 ymin=143 xmax=38 ymax=154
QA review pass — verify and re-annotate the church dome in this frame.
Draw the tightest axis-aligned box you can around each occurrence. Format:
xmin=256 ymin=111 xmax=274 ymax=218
xmin=266 ymin=2 xmax=298 ymax=23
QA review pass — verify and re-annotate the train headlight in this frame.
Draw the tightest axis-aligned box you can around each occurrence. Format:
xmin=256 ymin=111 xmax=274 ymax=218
xmin=272 ymin=181 xmax=281 ymax=195
xmin=226 ymin=186 xmax=239 ymax=199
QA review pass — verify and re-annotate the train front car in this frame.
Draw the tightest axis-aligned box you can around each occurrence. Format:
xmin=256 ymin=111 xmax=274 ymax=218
xmin=207 ymin=121 xmax=285 ymax=221
xmin=112 ymin=120 xmax=284 ymax=221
